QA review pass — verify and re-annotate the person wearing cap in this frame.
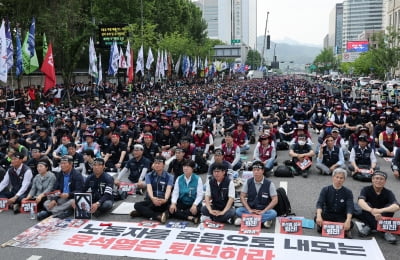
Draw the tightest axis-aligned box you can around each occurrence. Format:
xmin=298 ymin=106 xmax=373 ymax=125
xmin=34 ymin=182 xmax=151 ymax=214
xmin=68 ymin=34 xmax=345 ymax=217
xmin=289 ymin=134 xmax=315 ymax=178
xmin=221 ymin=108 xmax=236 ymax=137
xmin=169 ymin=159 xmax=203 ymax=223
xmin=329 ymin=105 xmax=346 ymax=138
xmin=156 ymin=125 xmax=178 ymax=159
xmin=82 ymin=149 xmax=95 ymax=177
xmin=26 ymin=148 xmax=48 ymax=177
xmin=119 ymin=123 xmax=136 ymax=152
xmin=24 ymin=159 xmax=56 ymax=219
xmin=253 ymin=134 xmax=276 ymax=175
xmin=115 ymin=144 xmax=151 ymax=192
xmin=170 ymin=118 xmax=185 ymax=142
xmin=77 ymin=131 xmax=101 ymax=158
xmin=357 ymin=171 xmax=400 ymax=243
xmin=207 ymin=148 xmax=233 ymax=178
xmin=192 ymin=125 xmax=212 ymax=157
xmin=316 ymin=134 xmax=345 ymax=175
xmin=167 ymin=147 xmax=186 ymax=183
xmin=344 ymin=108 xmax=362 ymax=140
xmin=36 ymin=102 xmax=46 ymax=115
xmin=377 ymin=123 xmax=398 ymax=157
xmin=0 ymin=152 xmax=33 ymax=214
xmin=43 ymin=155 xmax=84 ymax=219
xmin=373 ymin=116 xmax=387 ymax=146
xmin=33 ymin=127 xmax=53 ymax=157
xmin=52 ymin=135 xmax=72 ymax=164
xmin=77 ymin=157 xmax=114 ymax=217
xmin=221 ymin=132 xmax=242 ymax=171
xmin=235 ymin=161 xmax=278 ymax=228
xmin=348 ymin=135 xmax=378 ymax=181
xmin=201 ymin=162 xmax=236 ymax=224
xmin=315 ymin=168 xmax=354 ymax=238
xmin=232 ymin=121 xmax=250 ymax=153
xmin=104 ymin=133 xmax=127 ymax=170
xmin=131 ymin=156 xmax=173 ymax=224
xmin=278 ymin=118 xmax=296 ymax=142
xmin=310 ymin=108 xmax=327 ymax=134
xmin=142 ymin=132 xmax=161 ymax=163
xmin=179 ymin=136 xmax=196 ymax=161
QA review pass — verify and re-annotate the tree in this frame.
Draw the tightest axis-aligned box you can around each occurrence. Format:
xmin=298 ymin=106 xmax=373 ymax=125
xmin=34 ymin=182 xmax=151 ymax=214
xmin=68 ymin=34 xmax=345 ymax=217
xmin=246 ymin=50 xmax=262 ymax=69
xmin=313 ymin=48 xmax=336 ymax=74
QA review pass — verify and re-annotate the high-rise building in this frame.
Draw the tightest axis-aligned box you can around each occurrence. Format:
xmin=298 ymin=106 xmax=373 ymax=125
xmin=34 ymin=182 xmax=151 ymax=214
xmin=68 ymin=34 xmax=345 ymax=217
xmin=328 ymin=3 xmax=343 ymax=54
xmin=342 ymin=0 xmax=384 ymax=51
xmin=193 ymin=0 xmax=257 ymax=48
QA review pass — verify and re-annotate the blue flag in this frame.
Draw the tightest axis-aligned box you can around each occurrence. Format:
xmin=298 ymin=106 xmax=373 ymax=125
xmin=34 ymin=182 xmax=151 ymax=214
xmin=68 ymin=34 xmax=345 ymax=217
xmin=28 ymin=18 xmax=36 ymax=57
xmin=16 ymin=30 xmax=23 ymax=76
xmin=5 ymin=20 xmax=13 ymax=71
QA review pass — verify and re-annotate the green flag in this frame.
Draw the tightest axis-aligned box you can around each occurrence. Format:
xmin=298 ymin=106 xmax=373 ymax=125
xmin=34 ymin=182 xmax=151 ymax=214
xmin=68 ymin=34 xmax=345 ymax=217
xmin=22 ymin=31 xmax=39 ymax=74
xmin=43 ymin=33 xmax=48 ymax=59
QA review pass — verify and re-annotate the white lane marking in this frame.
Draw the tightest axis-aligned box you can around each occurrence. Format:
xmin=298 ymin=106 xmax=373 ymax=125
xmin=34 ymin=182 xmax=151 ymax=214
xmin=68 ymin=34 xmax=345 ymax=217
xmin=274 ymin=181 xmax=289 ymax=233
xmin=27 ymin=255 xmax=42 ymax=260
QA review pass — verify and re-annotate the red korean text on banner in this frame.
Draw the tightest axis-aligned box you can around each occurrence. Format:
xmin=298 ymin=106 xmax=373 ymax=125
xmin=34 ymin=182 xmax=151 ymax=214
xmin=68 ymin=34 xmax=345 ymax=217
xmin=20 ymin=200 xmax=37 ymax=214
xmin=0 ymin=198 xmax=8 ymax=210
xmin=280 ymin=218 xmax=303 ymax=235
xmin=239 ymin=214 xmax=261 ymax=235
xmin=377 ymin=217 xmax=400 ymax=235
xmin=119 ymin=182 xmax=136 ymax=195
xmin=203 ymin=219 xmax=225 ymax=230
xmin=322 ymin=221 xmax=345 ymax=238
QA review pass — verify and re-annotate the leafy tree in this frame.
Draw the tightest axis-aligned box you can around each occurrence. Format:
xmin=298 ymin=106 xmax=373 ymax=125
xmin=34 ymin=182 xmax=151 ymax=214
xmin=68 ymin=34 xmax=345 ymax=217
xmin=246 ymin=50 xmax=262 ymax=69
xmin=313 ymin=48 xmax=336 ymax=74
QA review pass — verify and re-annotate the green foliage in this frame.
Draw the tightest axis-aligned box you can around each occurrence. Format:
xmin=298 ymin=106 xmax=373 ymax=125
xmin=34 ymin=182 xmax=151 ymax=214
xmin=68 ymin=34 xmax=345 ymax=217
xmin=246 ymin=50 xmax=262 ymax=69
xmin=313 ymin=48 xmax=337 ymax=73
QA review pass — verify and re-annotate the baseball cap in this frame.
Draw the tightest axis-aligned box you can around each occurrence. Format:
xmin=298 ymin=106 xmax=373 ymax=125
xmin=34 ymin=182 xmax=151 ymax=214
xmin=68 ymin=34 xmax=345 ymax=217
xmin=332 ymin=127 xmax=339 ymax=133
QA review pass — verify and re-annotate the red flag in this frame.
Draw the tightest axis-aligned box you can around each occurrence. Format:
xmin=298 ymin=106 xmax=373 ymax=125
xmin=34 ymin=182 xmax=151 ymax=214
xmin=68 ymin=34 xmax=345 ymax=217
xmin=127 ymin=49 xmax=134 ymax=83
xmin=40 ymin=43 xmax=56 ymax=93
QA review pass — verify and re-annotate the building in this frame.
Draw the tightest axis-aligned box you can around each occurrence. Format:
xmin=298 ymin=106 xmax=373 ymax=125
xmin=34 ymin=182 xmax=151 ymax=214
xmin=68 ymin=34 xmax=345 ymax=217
xmin=342 ymin=0 xmax=384 ymax=51
xmin=194 ymin=0 xmax=257 ymax=49
xmin=328 ymin=3 xmax=343 ymax=54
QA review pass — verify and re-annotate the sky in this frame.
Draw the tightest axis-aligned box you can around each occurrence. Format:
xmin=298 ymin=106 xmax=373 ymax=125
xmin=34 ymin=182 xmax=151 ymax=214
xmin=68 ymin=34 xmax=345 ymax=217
xmin=257 ymin=0 xmax=343 ymax=46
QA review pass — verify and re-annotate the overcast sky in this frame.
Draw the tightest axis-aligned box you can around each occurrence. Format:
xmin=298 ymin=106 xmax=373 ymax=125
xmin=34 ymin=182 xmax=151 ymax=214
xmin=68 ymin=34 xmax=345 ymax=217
xmin=257 ymin=0 xmax=343 ymax=46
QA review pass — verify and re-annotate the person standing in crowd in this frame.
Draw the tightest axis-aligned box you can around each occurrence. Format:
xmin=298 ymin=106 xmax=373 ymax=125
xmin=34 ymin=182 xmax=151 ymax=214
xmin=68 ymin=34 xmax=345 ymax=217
xmin=315 ymin=168 xmax=354 ymax=238
xmin=169 ymin=159 xmax=203 ymax=223
xmin=357 ymin=171 xmax=399 ymax=243
xmin=235 ymin=161 xmax=278 ymax=228
xmin=201 ymin=163 xmax=236 ymax=224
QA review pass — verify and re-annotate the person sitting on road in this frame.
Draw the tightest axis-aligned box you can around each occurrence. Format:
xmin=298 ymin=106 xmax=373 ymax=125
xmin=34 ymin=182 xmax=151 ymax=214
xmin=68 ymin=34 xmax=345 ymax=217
xmin=348 ymin=135 xmax=378 ymax=181
xmin=220 ymin=132 xmax=242 ymax=170
xmin=167 ymin=147 xmax=186 ymax=183
xmin=207 ymin=148 xmax=233 ymax=179
xmin=315 ymin=168 xmax=354 ymax=238
xmin=201 ymin=163 xmax=236 ymax=224
xmin=357 ymin=171 xmax=400 ymax=243
xmin=376 ymin=123 xmax=397 ymax=157
xmin=235 ymin=160 xmax=278 ymax=228
xmin=232 ymin=121 xmax=250 ymax=153
xmin=289 ymin=134 xmax=315 ymax=178
xmin=169 ymin=159 xmax=203 ymax=224
xmin=253 ymin=134 xmax=276 ymax=176
xmin=131 ymin=156 xmax=173 ymax=224
xmin=316 ymin=135 xmax=345 ymax=175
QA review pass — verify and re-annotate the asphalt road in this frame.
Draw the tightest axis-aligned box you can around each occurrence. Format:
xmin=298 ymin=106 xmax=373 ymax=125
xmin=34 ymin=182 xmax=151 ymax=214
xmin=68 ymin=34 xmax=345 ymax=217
xmin=0 ymin=131 xmax=399 ymax=260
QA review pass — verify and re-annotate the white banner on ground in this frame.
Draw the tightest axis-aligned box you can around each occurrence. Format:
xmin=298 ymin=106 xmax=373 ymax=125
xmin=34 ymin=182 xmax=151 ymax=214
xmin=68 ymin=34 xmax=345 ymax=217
xmin=4 ymin=217 xmax=384 ymax=260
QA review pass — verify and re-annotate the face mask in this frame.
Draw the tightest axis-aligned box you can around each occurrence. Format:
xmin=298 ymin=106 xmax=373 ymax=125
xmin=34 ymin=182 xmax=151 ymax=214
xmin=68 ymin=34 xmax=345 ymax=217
xmin=287 ymin=120 xmax=291 ymax=124
xmin=298 ymin=140 xmax=306 ymax=146
xmin=386 ymin=111 xmax=392 ymax=115
xmin=196 ymin=130 xmax=203 ymax=135
xmin=386 ymin=128 xmax=394 ymax=134
xmin=317 ymin=113 xmax=322 ymax=116
xmin=207 ymin=114 xmax=212 ymax=119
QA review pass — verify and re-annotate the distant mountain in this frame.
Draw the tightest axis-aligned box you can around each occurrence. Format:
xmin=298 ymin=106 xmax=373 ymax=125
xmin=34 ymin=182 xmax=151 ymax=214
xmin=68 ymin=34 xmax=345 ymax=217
xmin=256 ymin=36 xmax=322 ymax=65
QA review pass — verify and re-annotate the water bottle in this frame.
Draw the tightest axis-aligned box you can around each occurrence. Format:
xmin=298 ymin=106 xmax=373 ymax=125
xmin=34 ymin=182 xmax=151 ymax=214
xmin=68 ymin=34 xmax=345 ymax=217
xmin=30 ymin=207 xmax=36 ymax=220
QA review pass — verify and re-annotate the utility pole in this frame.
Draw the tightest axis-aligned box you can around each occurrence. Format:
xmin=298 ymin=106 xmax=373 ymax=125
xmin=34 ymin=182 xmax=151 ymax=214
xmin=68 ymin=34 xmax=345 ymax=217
xmin=261 ymin=11 xmax=269 ymax=68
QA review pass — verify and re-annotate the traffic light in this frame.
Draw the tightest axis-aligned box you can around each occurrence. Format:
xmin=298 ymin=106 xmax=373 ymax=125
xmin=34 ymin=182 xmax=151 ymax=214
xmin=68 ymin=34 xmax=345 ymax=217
xmin=267 ymin=35 xmax=270 ymax=49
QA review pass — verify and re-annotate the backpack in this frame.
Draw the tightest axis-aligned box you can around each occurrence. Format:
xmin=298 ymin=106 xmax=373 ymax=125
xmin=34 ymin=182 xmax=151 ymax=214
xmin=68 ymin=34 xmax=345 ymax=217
xmin=274 ymin=165 xmax=294 ymax=177
xmin=276 ymin=141 xmax=289 ymax=150
xmin=274 ymin=187 xmax=295 ymax=217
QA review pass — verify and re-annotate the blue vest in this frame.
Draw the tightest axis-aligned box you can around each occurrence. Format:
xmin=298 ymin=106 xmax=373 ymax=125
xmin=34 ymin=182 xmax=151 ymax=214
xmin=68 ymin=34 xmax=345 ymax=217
xmin=247 ymin=178 xmax=271 ymax=210
xmin=8 ymin=164 xmax=30 ymax=194
xmin=322 ymin=146 xmax=340 ymax=167
xmin=210 ymin=176 xmax=231 ymax=210
xmin=149 ymin=171 xmax=171 ymax=199
xmin=178 ymin=174 xmax=199 ymax=206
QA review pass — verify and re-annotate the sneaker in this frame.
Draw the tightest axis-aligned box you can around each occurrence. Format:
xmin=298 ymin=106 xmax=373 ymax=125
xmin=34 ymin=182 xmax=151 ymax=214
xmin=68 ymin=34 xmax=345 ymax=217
xmin=234 ymin=217 xmax=242 ymax=226
xmin=13 ymin=204 xmax=20 ymax=214
xmin=37 ymin=210 xmax=50 ymax=221
xmin=359 ymin=225 xmax=371 ymax=237
xmin=200 ymin=216 xmax=211 ymax=223
xmin=130 ymin=210 xmax=140 ymax=218
xmin=384 ymin=232 xmax=397 ymax=244
xmin=263 ymin=220 xmax=273 ymax=228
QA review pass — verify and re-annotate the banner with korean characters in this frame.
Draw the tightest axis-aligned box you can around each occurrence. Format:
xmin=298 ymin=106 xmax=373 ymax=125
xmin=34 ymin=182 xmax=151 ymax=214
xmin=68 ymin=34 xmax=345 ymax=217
xmin=377 ymin=217 xmax=400 ymax=234
xmin=3 ymin=217 xmax=385 ymax=260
